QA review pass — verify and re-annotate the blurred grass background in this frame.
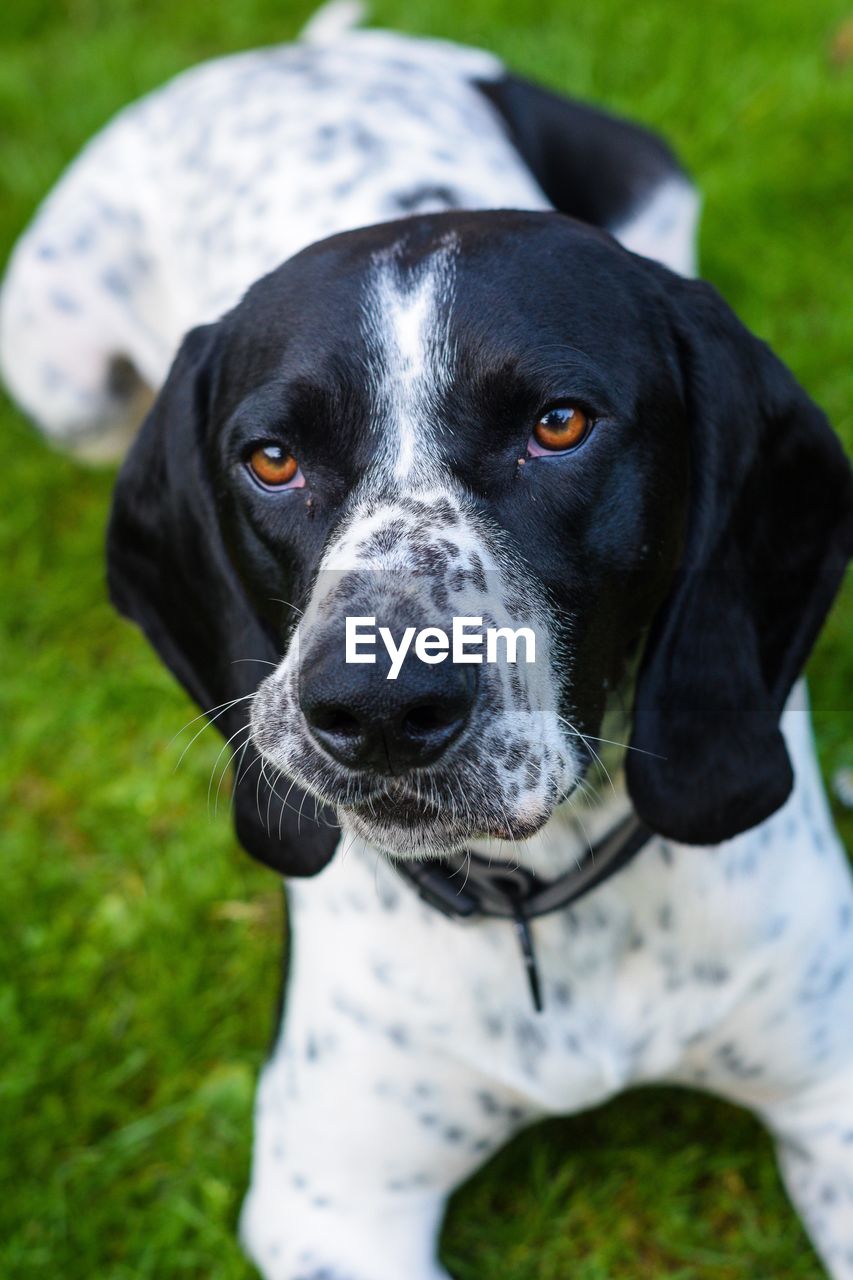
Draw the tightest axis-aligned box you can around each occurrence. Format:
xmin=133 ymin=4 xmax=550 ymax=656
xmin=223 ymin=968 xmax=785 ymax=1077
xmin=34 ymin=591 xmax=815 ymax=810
xmin=0 ymin=0 xmax=851 ymax=1276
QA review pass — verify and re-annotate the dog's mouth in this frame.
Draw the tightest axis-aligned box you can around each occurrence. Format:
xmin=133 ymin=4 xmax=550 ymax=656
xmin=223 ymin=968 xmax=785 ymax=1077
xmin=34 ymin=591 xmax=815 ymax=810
xmin=343 ymin=787 xmax=446 ymax=826
xmin=336 ymin=777 xmax=555 ymax=859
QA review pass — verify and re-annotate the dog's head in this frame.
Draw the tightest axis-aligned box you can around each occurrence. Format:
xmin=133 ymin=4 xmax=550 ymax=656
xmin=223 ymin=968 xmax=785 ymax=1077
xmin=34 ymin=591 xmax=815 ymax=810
xmin=107 ymin=211 xmax=852 ymax=874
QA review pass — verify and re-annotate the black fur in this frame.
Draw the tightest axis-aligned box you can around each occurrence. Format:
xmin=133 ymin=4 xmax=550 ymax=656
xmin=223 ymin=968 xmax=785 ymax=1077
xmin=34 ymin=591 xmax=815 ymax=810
xmin=627 ymin=275 xmax=853 ymax=842
xmin=479 ymin=73 xmax=688 ymax=231
xmin=106 ymin=324 xmax=339 ymax=876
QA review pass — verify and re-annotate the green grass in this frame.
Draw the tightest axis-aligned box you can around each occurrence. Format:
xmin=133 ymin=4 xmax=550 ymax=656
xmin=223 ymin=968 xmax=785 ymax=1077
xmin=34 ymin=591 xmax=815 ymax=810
xmin=0 ymin=0 xmax=851 ymax=1275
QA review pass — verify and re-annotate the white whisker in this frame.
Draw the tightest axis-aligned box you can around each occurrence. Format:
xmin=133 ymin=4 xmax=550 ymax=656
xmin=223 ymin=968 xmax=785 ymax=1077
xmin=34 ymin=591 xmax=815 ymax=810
xmin=173 ymin=693 xmax=256 ymax=771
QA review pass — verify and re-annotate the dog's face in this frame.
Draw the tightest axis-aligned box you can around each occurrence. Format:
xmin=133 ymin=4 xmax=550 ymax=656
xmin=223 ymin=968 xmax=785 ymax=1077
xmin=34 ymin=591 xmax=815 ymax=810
xmin=108 ymin=211 xmax=852 ymax=874
xmin=213 ymin=215 xmax=688 ymax=856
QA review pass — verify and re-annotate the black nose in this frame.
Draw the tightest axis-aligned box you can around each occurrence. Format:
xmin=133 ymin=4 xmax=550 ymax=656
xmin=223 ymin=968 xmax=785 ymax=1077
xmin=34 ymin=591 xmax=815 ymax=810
xmin=300 ymin=641 xmax=477 ymax=774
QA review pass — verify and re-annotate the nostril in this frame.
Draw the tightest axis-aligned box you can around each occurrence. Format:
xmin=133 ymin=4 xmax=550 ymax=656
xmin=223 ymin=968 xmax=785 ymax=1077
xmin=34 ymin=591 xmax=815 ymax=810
xmin=401 ymin=699 xmax=465 ymax=738
xmin=306 ymin=703 xmax=363 ymax=739
xmin=299 ymin=654 xmax=477 ymax=771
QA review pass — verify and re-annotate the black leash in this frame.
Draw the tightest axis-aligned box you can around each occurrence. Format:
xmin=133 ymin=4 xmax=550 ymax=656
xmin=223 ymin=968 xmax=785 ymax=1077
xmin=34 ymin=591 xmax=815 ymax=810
xmin=394 ymin=812 xmax=652 ymax=1013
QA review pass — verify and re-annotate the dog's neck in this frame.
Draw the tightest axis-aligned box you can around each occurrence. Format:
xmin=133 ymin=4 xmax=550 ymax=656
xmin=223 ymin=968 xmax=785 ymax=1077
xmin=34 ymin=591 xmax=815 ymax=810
xmin=464 ymin=765 xmax=633 ymax=879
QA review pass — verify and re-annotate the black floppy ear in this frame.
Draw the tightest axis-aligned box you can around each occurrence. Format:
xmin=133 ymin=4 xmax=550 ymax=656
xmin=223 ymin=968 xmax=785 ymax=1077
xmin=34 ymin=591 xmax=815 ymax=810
xmin=627 ymin=276 xmax=853 ymax=845
xmin=106 ymin=324 xmax=339 ymax=876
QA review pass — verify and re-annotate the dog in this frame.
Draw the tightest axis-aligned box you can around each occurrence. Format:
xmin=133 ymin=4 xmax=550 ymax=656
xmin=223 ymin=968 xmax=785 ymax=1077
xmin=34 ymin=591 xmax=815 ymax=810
xmin=2 ymin=7 xmax=852 ymax=1279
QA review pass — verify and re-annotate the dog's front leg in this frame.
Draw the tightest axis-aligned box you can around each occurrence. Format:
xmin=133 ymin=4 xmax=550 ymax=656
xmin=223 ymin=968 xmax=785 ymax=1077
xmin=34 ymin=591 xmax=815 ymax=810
xmin=242 ymin=1118 xmax=451 ymax=1280
xmin=240 ymin=877 xmax=533 ymax=1280
xmin=763 ymin=1062 xmax=853 ymax=1279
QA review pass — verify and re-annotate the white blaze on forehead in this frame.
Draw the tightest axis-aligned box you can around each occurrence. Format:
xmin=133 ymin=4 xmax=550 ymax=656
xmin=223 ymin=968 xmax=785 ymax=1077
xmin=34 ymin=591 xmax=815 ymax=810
xmin=362 ymin=238 xmax=457 ymax=483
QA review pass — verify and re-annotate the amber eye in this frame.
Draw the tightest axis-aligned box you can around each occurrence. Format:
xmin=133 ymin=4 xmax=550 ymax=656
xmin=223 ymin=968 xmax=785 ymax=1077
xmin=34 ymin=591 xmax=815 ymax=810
xmin=530 ymin=405 xmax=591 ymax=453
xmin=247 ymin=444 xmax=301 ymax=487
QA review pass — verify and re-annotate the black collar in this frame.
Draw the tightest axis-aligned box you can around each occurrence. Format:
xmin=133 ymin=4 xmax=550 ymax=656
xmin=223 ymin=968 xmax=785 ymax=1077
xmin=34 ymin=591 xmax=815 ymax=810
xmin=394 ymin=812 xmax=652 ymax=1013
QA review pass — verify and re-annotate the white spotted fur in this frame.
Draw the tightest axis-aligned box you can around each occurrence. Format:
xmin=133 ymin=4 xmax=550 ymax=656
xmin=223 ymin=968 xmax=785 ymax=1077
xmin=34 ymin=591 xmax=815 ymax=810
xmin=612 ymin=176 xmax=701 ymax=276
xmin=243 ymin=690 xmax=853 ymax=1280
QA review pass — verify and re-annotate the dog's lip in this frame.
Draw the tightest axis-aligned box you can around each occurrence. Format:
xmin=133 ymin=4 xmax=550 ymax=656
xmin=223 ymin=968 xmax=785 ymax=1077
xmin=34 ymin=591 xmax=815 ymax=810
xmin=339 ymin=784 xmax=446 ymax=824
xmin=337 ymin=783 xmax=551 ymax=846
